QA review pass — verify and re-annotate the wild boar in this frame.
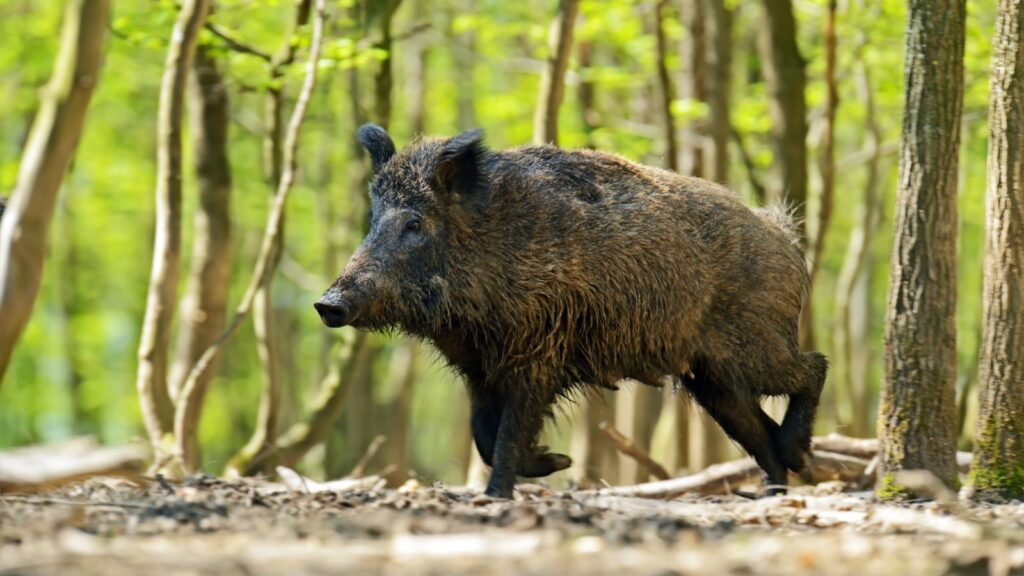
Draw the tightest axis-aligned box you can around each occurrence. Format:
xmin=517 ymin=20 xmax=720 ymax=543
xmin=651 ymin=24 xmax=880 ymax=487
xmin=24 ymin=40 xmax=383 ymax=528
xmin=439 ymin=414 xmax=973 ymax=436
xmin=316 ymin=124 xmax=827 ymax=498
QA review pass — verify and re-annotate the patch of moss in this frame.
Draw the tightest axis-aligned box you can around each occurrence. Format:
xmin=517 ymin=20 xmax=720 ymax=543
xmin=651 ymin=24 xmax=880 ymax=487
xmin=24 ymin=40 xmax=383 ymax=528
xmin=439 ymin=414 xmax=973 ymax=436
xmin=969 ymin=462 xmax=1024 ymax=500
xmin=876 ymin=472 xmax=912 ymax=501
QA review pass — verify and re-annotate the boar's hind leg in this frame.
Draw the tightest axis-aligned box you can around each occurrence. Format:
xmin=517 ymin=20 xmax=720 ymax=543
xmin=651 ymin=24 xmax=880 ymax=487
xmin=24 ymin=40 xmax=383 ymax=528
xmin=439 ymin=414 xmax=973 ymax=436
xmin=772 ymin=352 xmax=828 ymax=477
xmin=686 ymin=368 xmax=789 ymax=496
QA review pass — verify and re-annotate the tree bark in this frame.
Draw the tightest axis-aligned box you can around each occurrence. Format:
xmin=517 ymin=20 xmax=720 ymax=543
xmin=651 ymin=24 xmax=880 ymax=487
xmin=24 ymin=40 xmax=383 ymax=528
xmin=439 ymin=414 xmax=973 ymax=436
xmin=879 ymin=0 xmax=965 ymax=495
xmin=173 ymin=0 xmax=327 ymax=473
xmin=372 ymin=0 xmax=404 ymax=128
xmin=810 ymin=0 xmax=838 ymax=283
xmin=169 ymin=46 xmax=232 ymax=408
xmin=135 ymin=0 xmax=209 ymax=456
xmin=653 ymin=0 xmax=678 ymax=172
xmin=576 ymin=39 xmax=600 ymax=149
xmin=0 ymin=0 xmax=109 ymax=384
xmin=448 ymin=0 xmax=477 ymax=132
xmin=756 ymin=0 xmax=807 ymax=237
xmin=533 ymin=0 xmax=580 ymax=146
xmin=970 ymin=0 xmax=1024 ymax=500
xmin=832 ymin=60 xmax=881 ymax=439
xmin=235 ymin=0 xmax=312 ymax=478
xmin=679 ymin=0 xmax=706 ymax=177
xmin=703 ymin=0 xmax=731 ymax=183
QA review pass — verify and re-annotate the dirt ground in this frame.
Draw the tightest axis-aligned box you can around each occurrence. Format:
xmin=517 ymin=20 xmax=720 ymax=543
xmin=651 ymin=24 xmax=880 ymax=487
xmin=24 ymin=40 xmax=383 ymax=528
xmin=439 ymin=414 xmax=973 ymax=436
xmin=1 ymin=476 xmax=1021 ymax=576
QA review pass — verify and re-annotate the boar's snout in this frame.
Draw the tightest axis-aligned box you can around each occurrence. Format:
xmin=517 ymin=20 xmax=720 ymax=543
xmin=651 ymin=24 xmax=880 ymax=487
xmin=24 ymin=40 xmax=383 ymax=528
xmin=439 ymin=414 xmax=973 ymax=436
xmin=314 ymin=293 xmax=352 ymax=328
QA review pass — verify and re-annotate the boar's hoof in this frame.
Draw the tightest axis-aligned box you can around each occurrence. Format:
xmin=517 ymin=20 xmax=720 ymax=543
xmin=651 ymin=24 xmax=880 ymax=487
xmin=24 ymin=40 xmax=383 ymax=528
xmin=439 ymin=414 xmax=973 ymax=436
xmin=763 ymin=485 xmax=788 ymax=497
xmin=517 ymin=452 xmax=572 ymax=478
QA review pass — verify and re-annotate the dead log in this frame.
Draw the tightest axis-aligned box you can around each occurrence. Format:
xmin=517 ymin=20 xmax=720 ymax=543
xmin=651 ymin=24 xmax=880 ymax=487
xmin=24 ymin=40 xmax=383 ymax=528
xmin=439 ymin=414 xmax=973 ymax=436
xmin=812 ymin=433 xmax=973 ymax=473
xmin=0 ymin=437 xmax=147 ymax=493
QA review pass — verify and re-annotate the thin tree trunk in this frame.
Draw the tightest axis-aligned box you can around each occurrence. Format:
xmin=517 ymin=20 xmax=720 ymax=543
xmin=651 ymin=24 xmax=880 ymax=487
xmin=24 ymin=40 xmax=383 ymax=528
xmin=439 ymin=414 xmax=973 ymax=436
xmin=757 ymin=0 xmax=811 ymax=349
xmin=234 ymin=0 xmax=312 ymax=477
xmin=703 ymin=0 xmax=731 ymax=183
xmin=679 ymin=0 xmax=706 ymax=177
xmin=810 ymin=0 xmax=838 ymax=282
xmin=653 ymin=0 xmax=678 ymax=172
xmin=136 ymin=0 xmax=209 ymax=457
xmin=832 ymin=61 xmax=881 ymax=439
xmin=879 ymin=0 xmax=965 ymax=495
xmin=576 ymin=39 xmax=599 ymax=149
xmin=756 ymin=0 xmax=808 ymax=235
xmin=533 ymin=0 xmax=580 ymax=146
xmin=0 ymin=0 xmax=109 ymax=384
xmin=173 ymin=0 xmax=327 ymax=473
xmin=449 ymin=0 xmax=477 ymax=132
xmin=55 ymin=203 xmax=87 ymax=432
xmin=970 ymin=0 xmax=1024 ymax=500
xmin=381 ymin=340 xmax=419 ymax=486
xmin=169 ymin=46 xmax=232 ymax=408
xmin=373 ymin=0 xmax=404 ymax=128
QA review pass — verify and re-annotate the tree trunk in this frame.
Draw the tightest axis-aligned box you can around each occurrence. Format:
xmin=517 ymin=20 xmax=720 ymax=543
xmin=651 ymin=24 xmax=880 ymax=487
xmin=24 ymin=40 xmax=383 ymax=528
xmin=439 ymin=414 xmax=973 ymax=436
xmin=533 ymin=0 xmax=580 ymax=146
xmin=576 ymin=39 xmax=599 ymax=149
xmin=810 ymin=0 xmax=838 ymax=282
xmin=235 ymin=0 xmax=312 ymax=477
xmin=169 ymin=46 xmax=232 ymax=409
xmin=448 ymin=0 xmax=477 ymax=132
xmin=679 ymin=0 xmax=706 ymax=177
xmin=381 ymin=340 xmax=419 ymax=486
xmin=173 ymin=0 xmax=327 ymax=473
xmin=0 ymin=0 xmax=109 ymax=384
xmin=372 ymin=0 xmax=404 ymax=128
xmin=879 ymin=0 xmax=965 ymax=495
xmin=832 ymin=61 xmax=881 ymax=439
xmin=756 ymin=0 xmax=807 ymax=236
xmin=135 ymin=0 xmax=209 ymax=458
xmin=653 ymin=0 xmax=678 ymax=172
xmin=703 ymin=0 xmax=731 ymax=183
xmin=757 ymin=0 xmax=810 ymax=349
xmin=970 ymin=0 xmax=1024 ymax=500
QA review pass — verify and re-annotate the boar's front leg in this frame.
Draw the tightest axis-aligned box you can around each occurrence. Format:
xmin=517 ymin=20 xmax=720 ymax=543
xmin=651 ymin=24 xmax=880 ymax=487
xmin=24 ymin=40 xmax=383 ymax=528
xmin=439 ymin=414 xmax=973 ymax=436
xmin=485 ymin=383 xmax=554 ymax=499
xmin=469 ymin=388 xmax=503 ymax=467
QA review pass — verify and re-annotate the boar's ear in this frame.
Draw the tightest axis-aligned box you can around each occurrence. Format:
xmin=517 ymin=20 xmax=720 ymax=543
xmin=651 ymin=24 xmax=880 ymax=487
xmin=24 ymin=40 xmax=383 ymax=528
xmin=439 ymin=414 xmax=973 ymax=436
xmin=357 ymin=123 xmax=396 ymax=173
xmin=434 ymin=129 xmax=487 ymax=200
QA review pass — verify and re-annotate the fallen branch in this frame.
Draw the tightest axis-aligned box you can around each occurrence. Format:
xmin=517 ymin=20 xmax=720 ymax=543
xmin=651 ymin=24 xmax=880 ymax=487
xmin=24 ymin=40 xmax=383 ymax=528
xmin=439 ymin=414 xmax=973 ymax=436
xmin=276 ymin=466 xmax=383 ymax=493
xmin=584 ymin=457 xmax=761 ymax=499
xmin=0 ymin=437 xmax=148 ymax=493
xmin=583 ymin=449 xmax=874 ymax=499
xmin=598 ymin=421 xmax=671 ymax=481
xmin=348 ymin=435 xmax=386 ymax=479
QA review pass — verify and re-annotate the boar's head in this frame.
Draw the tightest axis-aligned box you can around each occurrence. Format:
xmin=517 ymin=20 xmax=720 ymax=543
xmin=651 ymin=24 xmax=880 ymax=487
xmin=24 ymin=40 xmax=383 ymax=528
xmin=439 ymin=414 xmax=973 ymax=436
xmin=315 ymin=124 xmax=487 ymax=333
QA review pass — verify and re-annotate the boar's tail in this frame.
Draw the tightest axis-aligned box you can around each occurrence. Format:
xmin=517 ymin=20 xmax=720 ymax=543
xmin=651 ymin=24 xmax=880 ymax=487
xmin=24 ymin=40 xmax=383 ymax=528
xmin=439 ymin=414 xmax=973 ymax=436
xmin=754 ymin=203 xmax=802 ymax=249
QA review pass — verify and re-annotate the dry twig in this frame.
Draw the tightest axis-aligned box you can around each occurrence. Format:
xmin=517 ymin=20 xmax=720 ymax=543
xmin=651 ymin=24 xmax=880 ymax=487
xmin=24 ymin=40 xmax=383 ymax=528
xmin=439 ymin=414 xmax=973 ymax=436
xmin=598 ymin=422 xmax=671 ymax=481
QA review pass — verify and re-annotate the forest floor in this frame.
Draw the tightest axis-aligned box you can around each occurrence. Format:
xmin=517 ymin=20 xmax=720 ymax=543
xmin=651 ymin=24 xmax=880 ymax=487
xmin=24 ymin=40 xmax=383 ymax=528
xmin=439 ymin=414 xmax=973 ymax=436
xmin=1 ymin=475 xmax=1022 ymax=576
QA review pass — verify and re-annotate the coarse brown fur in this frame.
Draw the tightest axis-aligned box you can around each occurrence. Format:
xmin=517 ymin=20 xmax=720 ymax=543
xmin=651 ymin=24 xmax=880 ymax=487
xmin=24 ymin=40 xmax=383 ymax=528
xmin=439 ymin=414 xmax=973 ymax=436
xmin=317 ymin=126 xmax=827 ymax=498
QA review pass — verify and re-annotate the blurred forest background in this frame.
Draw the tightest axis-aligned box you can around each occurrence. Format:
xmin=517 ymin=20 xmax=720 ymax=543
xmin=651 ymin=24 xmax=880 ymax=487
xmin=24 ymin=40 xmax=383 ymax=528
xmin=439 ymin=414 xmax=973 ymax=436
xmin=0 ymin=0 xmax=1004 ymax=488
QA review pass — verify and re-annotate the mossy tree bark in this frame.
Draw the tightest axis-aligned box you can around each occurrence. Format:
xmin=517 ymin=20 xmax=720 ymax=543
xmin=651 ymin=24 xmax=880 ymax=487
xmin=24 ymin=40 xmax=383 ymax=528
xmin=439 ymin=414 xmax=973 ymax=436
xmin=879 ymin=0 xmax=965 ymax=495
xmin=970 ymin=0 xmax=1024 ymax=501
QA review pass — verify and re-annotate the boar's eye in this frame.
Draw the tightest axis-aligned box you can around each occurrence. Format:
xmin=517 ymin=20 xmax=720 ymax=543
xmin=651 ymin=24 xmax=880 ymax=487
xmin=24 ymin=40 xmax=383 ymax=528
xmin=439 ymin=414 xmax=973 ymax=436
xmin=404 ymin=217 xmax=422 ymax=233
